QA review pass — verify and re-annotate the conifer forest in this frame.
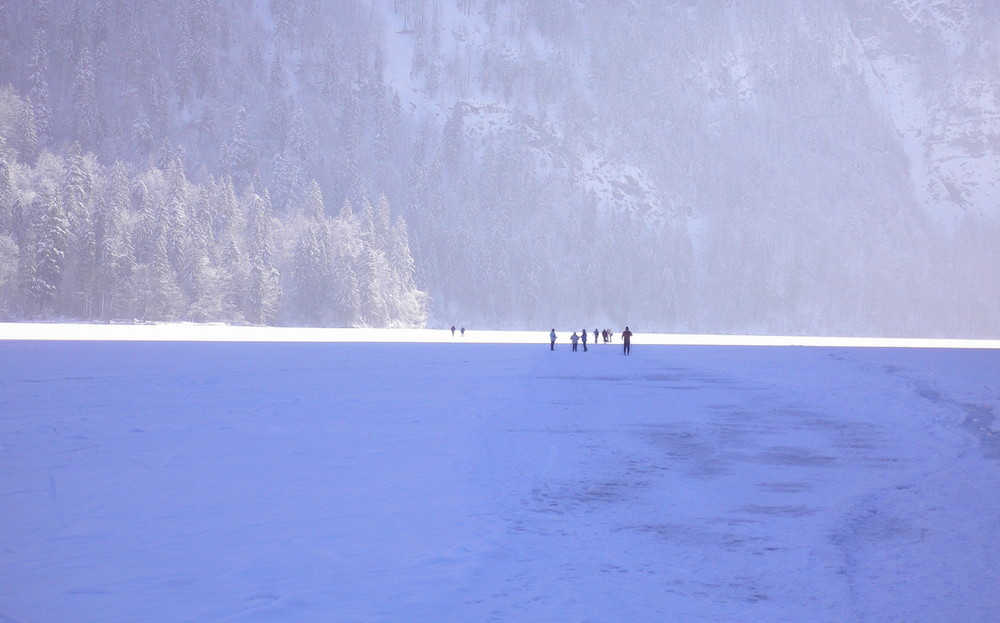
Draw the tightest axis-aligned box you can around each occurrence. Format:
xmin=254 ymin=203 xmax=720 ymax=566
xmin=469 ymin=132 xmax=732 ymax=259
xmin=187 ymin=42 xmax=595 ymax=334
xmin=0 ymin=1 xmax=998 ymax=336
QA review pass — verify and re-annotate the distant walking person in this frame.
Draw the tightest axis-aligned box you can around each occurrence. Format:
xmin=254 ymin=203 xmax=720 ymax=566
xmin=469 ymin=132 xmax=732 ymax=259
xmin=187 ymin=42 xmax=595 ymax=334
xmin=571 ymin=332 xmax=580 ymax=352
xmin=581 ymin=329 xmax=588 ymax=352
xmin=451 ymin=325 xmax=456 ymax=337
xmin=602 ymin=329 xmax=608 ymax=343
xmin=594 ymin=329 xmax=599 ymax=344
xmin=550 ymin=329 xmax=557 ymax=351
xmin=461 ymin=326 xmax=465 ymax=337
xmin=622 ymin=326 xmax=633 ymax=355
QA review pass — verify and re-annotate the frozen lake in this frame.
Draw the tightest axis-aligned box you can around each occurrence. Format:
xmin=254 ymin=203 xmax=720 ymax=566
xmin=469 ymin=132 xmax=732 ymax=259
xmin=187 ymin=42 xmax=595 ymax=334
xmin=1 ymin=331 xmax=999 ymax=621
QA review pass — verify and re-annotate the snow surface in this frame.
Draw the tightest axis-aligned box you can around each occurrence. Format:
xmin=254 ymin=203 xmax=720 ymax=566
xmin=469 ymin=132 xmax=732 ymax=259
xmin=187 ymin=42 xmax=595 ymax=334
xmin=2 ymin=326 xmax=1000 ymax=622
xmin=3 ymin=323 xmax=1000 ymax=349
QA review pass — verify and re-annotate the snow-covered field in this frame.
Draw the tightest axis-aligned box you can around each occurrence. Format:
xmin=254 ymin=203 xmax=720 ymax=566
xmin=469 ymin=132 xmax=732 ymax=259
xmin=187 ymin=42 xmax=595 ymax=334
xmin=2 ymin=325 xmax=1000 ymax=622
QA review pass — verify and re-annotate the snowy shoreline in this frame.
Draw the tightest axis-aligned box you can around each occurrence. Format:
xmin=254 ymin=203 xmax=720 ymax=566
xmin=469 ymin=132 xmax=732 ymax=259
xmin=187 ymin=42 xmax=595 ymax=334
xmin=1 ymin=322 xmax=999 ymax=348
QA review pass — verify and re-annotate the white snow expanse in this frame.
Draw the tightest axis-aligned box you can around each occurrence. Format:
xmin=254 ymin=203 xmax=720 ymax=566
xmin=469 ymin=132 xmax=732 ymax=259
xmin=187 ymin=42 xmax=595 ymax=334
xmin=2 ymin=324 xmax=1000 ymax=622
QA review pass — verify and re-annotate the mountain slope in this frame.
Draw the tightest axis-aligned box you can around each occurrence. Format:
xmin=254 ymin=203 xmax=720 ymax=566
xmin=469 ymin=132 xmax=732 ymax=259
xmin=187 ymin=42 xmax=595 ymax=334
xmin=0 ymin=0 xmax=997 ymax=336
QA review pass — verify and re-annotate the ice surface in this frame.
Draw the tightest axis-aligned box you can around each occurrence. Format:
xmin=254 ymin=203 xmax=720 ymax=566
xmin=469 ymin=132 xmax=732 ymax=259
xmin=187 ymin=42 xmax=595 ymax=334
xmin=1 ymin=328 xmax=999 ymax=622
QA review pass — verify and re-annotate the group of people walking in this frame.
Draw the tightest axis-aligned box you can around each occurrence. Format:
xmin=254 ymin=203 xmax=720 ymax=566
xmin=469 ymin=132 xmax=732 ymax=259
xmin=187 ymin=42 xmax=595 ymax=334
xmin=550 ymin=327 xmax=633 ymax=355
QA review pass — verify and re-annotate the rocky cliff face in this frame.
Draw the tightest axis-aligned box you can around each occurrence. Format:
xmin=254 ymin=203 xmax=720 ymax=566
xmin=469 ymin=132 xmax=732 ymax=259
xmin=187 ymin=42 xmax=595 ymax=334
xmin=846 ymin=0 xmax=1000 ymax=227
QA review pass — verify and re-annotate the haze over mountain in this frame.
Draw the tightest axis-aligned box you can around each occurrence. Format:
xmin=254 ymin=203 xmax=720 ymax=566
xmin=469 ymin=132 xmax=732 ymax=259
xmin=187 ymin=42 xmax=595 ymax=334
xmin=0 ymin=0 xmax=997 ymax=336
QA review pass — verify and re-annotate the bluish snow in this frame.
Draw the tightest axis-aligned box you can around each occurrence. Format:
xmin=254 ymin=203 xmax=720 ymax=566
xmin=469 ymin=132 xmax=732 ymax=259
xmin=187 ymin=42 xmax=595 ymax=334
xmin=1 ymin=326 xmax=999 ymax=622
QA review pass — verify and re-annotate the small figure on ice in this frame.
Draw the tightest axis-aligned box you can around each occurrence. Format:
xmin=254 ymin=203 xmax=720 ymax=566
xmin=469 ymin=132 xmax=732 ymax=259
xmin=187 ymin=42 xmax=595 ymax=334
xmin=571 ymin=332 xmax=580 ymax=352
xmin=550 ymin=329 xmax=557 ymax=351
xmin=580 ymin=329 xmax=588 ymax=352
xmin=622 ymin=326 xmax=633 ymax=355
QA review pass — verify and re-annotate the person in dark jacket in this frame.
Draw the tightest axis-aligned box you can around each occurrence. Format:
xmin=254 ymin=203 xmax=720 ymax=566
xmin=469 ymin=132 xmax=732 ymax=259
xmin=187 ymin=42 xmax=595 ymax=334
xmin=550 ymin=329 xmax=557 ymax=351
xmin=622 ymin=326 xmax=633 ymax=355
xmin=580 ymin=329 xmax=588 ymax=352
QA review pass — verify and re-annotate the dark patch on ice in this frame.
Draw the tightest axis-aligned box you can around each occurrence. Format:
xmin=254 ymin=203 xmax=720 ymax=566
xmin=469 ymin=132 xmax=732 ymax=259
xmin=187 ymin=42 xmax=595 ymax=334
xmin=687 ymin=460 xmax=732 ymax=479
xmin=618 ymin=522 xmax=768 ymax=550
xmin=600 ymin=563 xmax=630 ymax=574
xmin=741 ymin=446 xmax=837 ymax=467
xmin=637 ymin=425 xmax=693 ymax=439
xmin=739 ymin=504 xmax=818 ymax=517
xmin=961 ymin=402 xmax=1000 ymax=460
xmin=638 ymin=426 xmax=734 ymax=479
xmin=906 ymin=377 xmax=1000 ymax=460
xmin=506 ymin=427 xmax=609 ymax=435
xmin=837 ymin=439 xmax=877 ymax=449
xmin=862 ymin=457 xmax=902 ymax=468
xmin=757 ymin=481 xmax=816 ymax=493
xmin=529 ymin=477 xmax=651 ymax=514
xmin=833 ymin=502 xmax=915 ymax=544
xmin=62 ymin=587 xmax=110 ymax=595
xmin=58 ymin=443 xmax=103 ymax=454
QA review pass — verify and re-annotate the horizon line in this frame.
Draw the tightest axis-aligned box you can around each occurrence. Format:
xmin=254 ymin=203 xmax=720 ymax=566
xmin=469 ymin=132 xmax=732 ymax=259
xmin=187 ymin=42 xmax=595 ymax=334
xmin=1 ymin=322 xmax=998 ymax=349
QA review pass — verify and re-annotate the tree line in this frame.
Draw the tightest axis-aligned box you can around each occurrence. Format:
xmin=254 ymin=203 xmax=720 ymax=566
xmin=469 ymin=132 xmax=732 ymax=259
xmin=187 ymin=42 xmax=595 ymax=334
xmin=0 ymin=88 xmax=426 ymax=326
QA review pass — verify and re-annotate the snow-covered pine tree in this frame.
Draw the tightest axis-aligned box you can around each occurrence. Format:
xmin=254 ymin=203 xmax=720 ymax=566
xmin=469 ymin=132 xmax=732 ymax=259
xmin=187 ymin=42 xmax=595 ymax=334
xmin=164 ymin=157 xmax=189 ymax=274
xmin=27 ymin=189 xmax=69 ymax=316
xmin=188 ymin=0 xmax=218 ymax=98
xmin=386 ymin=215 xmax=426 ymax=327
xmin=245 ymin=190 xmax=281 ymax=324
xmin=15 ymin=99 xmax=38 ymax=165
xmin=329 ymin=198 xmax=362 ymax=325
xmin=290 ymin=226 xmax=329 ymax=326
xmin=221 ymin=108 xmax=258 ymax=191
xmin=174 ymin=13 xmax=194 ymax=105
xmin=138 ymin=223 xmax=182 ymax=321
xmin=28 ymin=28 xmax=52 ymax=149
xmin=301 ymin=179 xmax=325 ymax=222
xmin=62 ymin=143 xmax=96 ymax=317
xmin=0 ymin=159 xmax=12 ymax=234
xmin=211 ymin=175 xmax=240 ymax=241
xmin=93 ymin=161 xmax=135 ymax=321
xmin=178 ymin=184 xmax=219 ymax=322
xmin=218 ymin=237 xmax=247 ymax=323
xmin=72 ymin=47 xmax=99 ymax=148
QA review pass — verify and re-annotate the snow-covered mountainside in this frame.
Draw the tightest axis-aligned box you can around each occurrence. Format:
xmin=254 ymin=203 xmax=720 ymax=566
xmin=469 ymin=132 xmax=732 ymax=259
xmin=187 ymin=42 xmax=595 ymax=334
xmin=846 ymin=0 xmax=1000 ymax=228
xmin=0 ymin=0 xmax=997 ymax=336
